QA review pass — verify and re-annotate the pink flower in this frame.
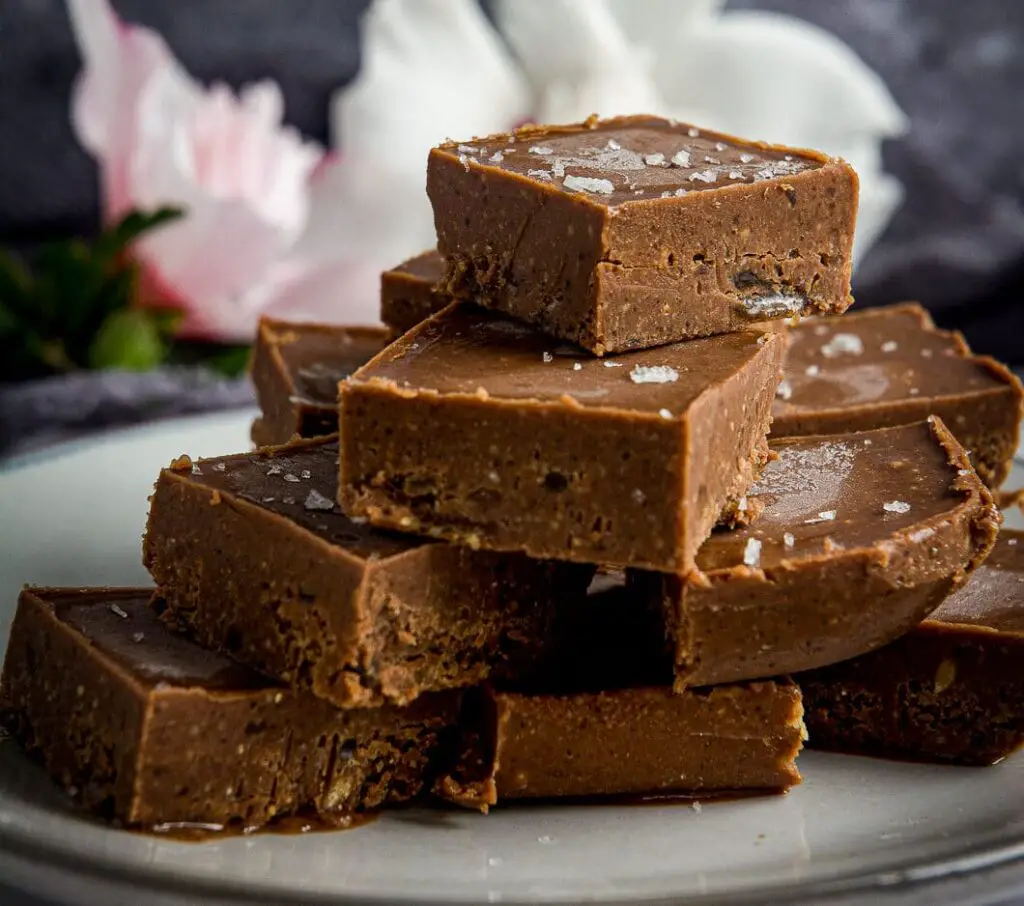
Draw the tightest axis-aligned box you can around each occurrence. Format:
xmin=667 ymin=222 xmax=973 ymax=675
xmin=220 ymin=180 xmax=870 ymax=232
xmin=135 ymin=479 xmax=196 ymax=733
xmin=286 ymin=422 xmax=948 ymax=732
xmin=67 ymin=0 xmax=372 ymax=341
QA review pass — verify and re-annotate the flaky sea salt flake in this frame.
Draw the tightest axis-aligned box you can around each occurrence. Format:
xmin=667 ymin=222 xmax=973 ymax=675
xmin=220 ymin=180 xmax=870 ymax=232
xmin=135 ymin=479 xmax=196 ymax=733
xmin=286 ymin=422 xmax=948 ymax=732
xmin=603 ymin=361 xmax=623 ymax=368
xmin=529 ymin=145 xmax=553 ymax=155
xmin=527 ymin=169 xmax=552 ymax=180
xmin=671 ymin=149 xmax=691 ymax=168
xmin=728 ymin=170 xmax=742 ymax=179
xmin=489 ymin=151 xmax=504 ymax=163
xmin=820 ymin=333 xmax=864 ymax=358
xmin=741 ymin=294 xmax=805 ymax=318
xmin=109 ymin=603 xmax=128 ymax=619
xmin=883 ymin=500 xmax=911 ymax=514
xmin=644 ymin=152 xmax=666 ymax=166
xmin=776 ymin=379 xmax=793 ymax=401
xmin=212 ymin=462 xmax=226 ymax=472
xmin=564 ymin=175 xmax=614 ymax=195
xmin=606 ymin=139 xmax=621 ymax=150
xmin=804 ymin=510 xmax=837 ymax=524
xmin=783 ymin=532 xmax=795 ymax=548
xmin=542 ymin=351 xmax=553 ymax=363
xmin=283 ymin=473 xmax=300 ymax=483
xmin=688 ymin=127 xmax=700 ymax=137
xmin=743 ymin=537 xmax=762 ymax=567
xmin=740 ymin=153 xmax=754 ymax=163
xmin=805 ymin=365 xmax=820 ymax=377
xmin=881 ymin=340 xmax=898 ymax=352
xmin=689 ymin=169 xmax=717 ymax=183
xmin=630 ymin=365 xmax=679 ymax=384
xmin=573 ymin=362 xmax=582 ymax=371
xmin=304 ymin=489 xmax=336 ymax=512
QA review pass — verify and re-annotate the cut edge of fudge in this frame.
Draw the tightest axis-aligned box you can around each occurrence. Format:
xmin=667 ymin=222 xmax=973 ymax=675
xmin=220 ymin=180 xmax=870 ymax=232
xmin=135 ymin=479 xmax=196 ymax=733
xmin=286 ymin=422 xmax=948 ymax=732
xmin=0 ymin=587 xmax=460 ymax=829
xmin=428 ymin=114 xmax=857 ymax=354
xmin=649 ymin=418 xmax=1002 ymax=691
xmin=772 ymin=301 xmax=1024 ymax=489
xmin=145 ymin=435 xmax=586 ymax=709
xmin=437 ymin=681 xmax=805 ymax=813
xmin=250 ymin=317 xmax=390 ymax=446
xmin=380 ymin=249 xmax=448 ymax=336
xmin=798 ymin=529 xmax=1024 ymax=765
xmin=339 ymin=302 xmax=787 ymax=573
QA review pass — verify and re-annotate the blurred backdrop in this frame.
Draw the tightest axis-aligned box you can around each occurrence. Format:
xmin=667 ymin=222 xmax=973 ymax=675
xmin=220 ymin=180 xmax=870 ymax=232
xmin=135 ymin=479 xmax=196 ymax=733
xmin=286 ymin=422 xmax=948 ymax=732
xmin=0 ymin=0 xmax=1022 ymax=450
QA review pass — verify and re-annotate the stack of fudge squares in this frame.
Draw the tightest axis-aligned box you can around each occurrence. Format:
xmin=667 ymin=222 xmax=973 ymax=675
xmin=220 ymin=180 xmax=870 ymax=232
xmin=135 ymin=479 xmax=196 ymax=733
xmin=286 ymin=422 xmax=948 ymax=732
xmin=3 ymin=116 xmax=1023 ymax=834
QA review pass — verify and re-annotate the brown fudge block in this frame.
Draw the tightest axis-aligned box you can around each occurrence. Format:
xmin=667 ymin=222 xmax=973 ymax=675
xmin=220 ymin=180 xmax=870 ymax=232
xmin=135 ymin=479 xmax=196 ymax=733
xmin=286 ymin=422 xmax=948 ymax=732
xmin=339 ymin=302 xmax=786 ymax=572
xmin=250 ymin=317 xmax=389 ymax=447
xmin=144 ymin=435 xmax=588 ymax=709
xmin=630 ymin=419 xmax=1000 ymax=689
xmin=380 ymin=250 xmax=448 ymax=336
xmin=439 ymin=682 xmax=804 ymax=811
xmin=0 ymin=589 xmax=459 ymax=829
xmin=773 ymin=303 xmax=1024 ymax=488
xmin=428 ymin=115 xmax=857 ymax=355
xmin=799 ymin=530 xmax=1024 ymax=766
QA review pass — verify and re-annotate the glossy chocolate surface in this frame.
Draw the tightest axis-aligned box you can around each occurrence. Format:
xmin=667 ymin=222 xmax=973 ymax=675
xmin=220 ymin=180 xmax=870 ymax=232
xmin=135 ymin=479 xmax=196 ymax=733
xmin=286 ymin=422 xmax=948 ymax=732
xmin=453 ymin=116 xmax=823 ymax=206
xmin=55 ymin=591 xmax=267 ymax=691
xmin=698 ymin=420 xmax=974 ymax=573
xmin=929 ymin=531 xmax=1024 ymax=632
xmin=358 ymin=302 xmax=776 ymax=417
xmin=775 ymin=304 xmax=1012 ymax=413
xmin=187 ymin=439 xmax=419 ymax=562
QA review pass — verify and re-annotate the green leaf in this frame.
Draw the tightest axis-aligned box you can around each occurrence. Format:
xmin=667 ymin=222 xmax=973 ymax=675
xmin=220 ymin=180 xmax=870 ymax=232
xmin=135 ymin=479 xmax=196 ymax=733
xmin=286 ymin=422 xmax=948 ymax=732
xmin=88 ymin=308 xmax=169 ymax=371
xmin=204 ymin=344 xmax=252 ymax=378
xmin=93 ymin=207 xmax=184 ymax=264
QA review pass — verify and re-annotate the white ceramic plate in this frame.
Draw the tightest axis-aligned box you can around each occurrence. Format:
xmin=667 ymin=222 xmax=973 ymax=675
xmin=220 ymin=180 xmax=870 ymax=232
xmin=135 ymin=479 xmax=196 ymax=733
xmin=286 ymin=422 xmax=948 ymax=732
xmin=0 ymin=410 xmax=1022 ymax=906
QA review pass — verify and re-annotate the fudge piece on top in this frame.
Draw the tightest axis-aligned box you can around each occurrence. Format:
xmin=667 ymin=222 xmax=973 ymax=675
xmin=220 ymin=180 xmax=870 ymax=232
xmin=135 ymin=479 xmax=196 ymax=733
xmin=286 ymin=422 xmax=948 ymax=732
xmin=339 ymin=303 xmax=786 ymax=573
xmin=380 ymin=250 xmax=448 ymax=336
xmin=429 ymin=115 xmax=857 ymax=354
xmin=250 ymin=317 xmax=389 ymax=447
xmin=773 ymin=303 xmax=1024 ymax=488
xmin=0 ymin=588 xmax=458 ymax=829
xmin=144 ymin=436 xmax=588 ymax=709
xmin=631 ymin=419 xmax=1000 ymax=689
xmin=799 ymin=530 xmax=1024 ymax=765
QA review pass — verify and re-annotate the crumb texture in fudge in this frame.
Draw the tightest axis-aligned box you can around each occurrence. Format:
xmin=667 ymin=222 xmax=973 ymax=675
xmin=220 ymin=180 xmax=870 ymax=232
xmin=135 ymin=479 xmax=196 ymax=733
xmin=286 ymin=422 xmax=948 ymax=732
xmin=640 ymin=419 xmax=1000 ymax=689
xmin=799 ymin=532 xmax=1024 ymax=765
xmin=0 ymin=589 xmax=459 ymax=827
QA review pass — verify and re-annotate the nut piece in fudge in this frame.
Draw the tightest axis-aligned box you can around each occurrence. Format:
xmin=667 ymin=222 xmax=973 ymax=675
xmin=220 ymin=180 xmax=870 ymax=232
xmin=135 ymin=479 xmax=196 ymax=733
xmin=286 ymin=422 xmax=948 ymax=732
xmin=251 ymin=317 xmax=389 ymax=447
xmin=144 ymin=435 xmax=588 ymax=709
xmin=380 ymin=250 xmax=449 ymax=336
xmin=772 ymin=302 xmax=1024 ymax=489
xmin=630 ymin=419 xmax=1000 ymax=689
xmin=799 ymin=530 xmax=1024 ymax=766
xmin=338 ymin=303 xmax=787 ymax=573
xmin=428 ymin=115 xmax=857 ymax=355
xmin=438 ymin=682 xmax=805 ymax=811
xmin=0 ymin=588 xmax=459 ymax=829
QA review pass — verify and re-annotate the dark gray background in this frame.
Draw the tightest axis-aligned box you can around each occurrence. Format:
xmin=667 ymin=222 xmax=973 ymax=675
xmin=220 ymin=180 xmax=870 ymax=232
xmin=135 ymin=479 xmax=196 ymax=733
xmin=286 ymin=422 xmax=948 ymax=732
xmin=1 ymin=0 xmax=1023 ymax=362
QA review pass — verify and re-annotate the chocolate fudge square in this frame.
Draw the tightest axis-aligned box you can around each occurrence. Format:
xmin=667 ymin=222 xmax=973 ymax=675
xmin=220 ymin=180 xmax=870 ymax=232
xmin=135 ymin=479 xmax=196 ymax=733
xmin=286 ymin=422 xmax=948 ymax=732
xmin=380 ymin=250 xmax=448 ymax=336
xmin=429 ymin=115 xmax=857 ymax=355
xmin=799 ymin=530 xmax=1024 ymax=766
xmin=773 ymin=303 xmax=1024 ymax=488
xmin=439 ymin=681 xmax=804 ymax=811
xmin=251 ymin=317 xmax=389 ymax=447
xmin=339 ymin=303 xmax=787 ymax=573
xmin=631 ymin=419 xmax=1000 ymax=689
xmin=144 ymin=436 xmax=588 ymax=709
xmin=0 ymin=588 xmax=459 ymax=828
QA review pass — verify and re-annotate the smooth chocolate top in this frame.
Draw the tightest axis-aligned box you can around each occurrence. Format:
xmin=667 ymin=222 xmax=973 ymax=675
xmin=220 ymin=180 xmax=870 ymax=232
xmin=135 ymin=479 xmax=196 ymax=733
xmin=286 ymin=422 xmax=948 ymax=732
xmin=775 ymin=304 xmax=1009 ymax=414
xmin=389 ymin=250 xmax=445 ymax=283
xmin=697 ymin=420 xmax=973 ymax=572
xmin=929 ymin=532 xmax=1024 ymax=632
xmin=184 ymin=438 xmax=423 ymax=561
xmin=49 ymin=590 xmax=270 ymax=692
xmin=260 ymin=318 xmax=389 ymax=406
xmin=352 ymin=303 xmax=779 ymax=418
xmin=440 ymin=115 xmax=825 ymax=206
